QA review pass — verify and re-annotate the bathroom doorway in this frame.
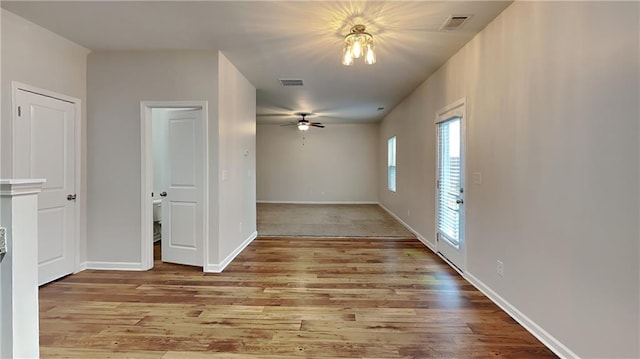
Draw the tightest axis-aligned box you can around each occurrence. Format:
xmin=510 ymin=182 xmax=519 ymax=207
xmin=140 ymin=101 xmax=209 ymax=270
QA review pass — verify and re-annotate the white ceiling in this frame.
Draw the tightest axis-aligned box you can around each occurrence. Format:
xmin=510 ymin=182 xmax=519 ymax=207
xmin=2 ymin=1 xmax=511 ymax=124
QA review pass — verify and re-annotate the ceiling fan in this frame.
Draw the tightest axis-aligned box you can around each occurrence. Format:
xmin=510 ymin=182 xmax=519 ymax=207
xmin=280 ymin=113 xmax=325 ymax=131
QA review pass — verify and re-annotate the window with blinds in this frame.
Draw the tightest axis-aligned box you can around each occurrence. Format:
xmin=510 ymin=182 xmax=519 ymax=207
xmin=437 ymin=118 xmax=461 ymax=247
xmin=388 ymin=136 xmax=396 ymax=192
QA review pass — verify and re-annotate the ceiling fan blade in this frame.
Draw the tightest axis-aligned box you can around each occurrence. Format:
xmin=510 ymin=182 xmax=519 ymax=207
xmin=311 ymin=123 xmax=325 ymax=128
xmin=279 ymin=122 xmax=297 ymax=127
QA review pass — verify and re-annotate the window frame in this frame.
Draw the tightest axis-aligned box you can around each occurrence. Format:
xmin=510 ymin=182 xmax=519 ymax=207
xmin=387 ymin=135 xmax=397 ymax=192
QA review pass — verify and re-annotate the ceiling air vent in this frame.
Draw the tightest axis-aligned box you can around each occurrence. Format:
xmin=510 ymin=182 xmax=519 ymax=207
xmin=440 ymin=15 xmax=472 ymax=31
xmin=279 ymin=78 xmax=304 ymax=87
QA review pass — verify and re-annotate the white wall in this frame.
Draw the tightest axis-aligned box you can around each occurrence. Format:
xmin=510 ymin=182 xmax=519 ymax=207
xmin=87 ymin=51 xmax=218 ymax=266
xmin=0 ymin=10 xmax=89 ymax=355
xmin=257 ymin=123 xmax=378 ymax=203
xmin=215 ymin=52 xmax=256 ymax=267
xmin=0 ymin=8 xmax=89 ymax=263
xmin=378 ymin=2 xmax=639 ymax=358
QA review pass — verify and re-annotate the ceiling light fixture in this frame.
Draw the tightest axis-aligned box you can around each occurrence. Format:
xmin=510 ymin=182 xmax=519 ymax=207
xmin=298 ymin=122 xmax=310 ymax=131
xmin=342 ymin=24 xmax=376 ymax=66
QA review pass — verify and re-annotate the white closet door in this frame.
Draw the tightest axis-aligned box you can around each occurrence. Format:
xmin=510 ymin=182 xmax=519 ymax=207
xmin=14 ymin=89 xmax=76 ymax=285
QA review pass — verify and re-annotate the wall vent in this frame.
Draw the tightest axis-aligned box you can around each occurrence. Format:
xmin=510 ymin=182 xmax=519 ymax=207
xmin=440 ymin=15 xmax=472 ymax=31
xmin=279 ymin=78 xmax=304 ymax=86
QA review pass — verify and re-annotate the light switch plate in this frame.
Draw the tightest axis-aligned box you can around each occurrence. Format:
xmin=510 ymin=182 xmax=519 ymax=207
xmin=473 ymin=172 xmax=482 ymax=185
xmin=0 ymin=227 xmax=6 ymax=255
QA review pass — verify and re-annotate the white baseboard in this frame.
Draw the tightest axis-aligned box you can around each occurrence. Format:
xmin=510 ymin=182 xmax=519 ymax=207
xmin=85 ymin=261 xmax=146 ymax=271
xmin=257 ymin=200 xmax=378 ymax=205
xmin=378 ymin=203 xmax=574 ymax=358
xmin=76 ymin=262 xmax=88 ymax=272
xmin=205 ymin=231 xmax=257 ymax=273
xmin=377 ymin=203 xmax=436 ymax=252
xmin=464 ymin=272 xmax=577 ymax=359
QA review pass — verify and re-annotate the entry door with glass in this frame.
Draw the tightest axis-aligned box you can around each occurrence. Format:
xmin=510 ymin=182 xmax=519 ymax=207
xmin=436 ymin=101 xmax=465 ymax=272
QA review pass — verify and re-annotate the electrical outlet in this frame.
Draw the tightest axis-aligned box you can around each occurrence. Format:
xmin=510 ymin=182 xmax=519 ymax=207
xmin=496 ymin=260 xmax=504 ymax=277
xmin=0 ymin=227 xmax=6 ymax=255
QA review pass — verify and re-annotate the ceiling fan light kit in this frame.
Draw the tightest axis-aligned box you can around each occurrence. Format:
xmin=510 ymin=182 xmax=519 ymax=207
xmin=280 ymin=113 xmax=325 ymax=131
xmin=342 ymin=24 xmax=376 ymax=66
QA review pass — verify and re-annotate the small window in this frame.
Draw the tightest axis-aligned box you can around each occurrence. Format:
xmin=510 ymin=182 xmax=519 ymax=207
xmin=388 ymin=136 xmax=396 ymax=192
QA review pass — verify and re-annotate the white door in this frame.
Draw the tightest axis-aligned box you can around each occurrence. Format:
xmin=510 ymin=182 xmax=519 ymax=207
xmin=14 ymin=88 xmax=76 ymax=285
xmin=436 ymin=102 xmax=465 ymax=272
xmin=158 ymin=109 xmax=204 ymax=266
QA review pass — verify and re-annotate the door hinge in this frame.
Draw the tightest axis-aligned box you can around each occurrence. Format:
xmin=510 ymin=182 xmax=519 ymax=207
xmin=17 ymin=106 xmax=21 ymax=117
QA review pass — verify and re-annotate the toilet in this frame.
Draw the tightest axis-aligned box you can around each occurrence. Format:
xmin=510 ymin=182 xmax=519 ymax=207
xmin=153 ymin=199 xmax=162 ymax=241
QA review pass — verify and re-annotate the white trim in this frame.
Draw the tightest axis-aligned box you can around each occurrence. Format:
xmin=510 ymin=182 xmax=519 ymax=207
xmin=11 ymin=82 xmax=79 ymax=104
xmin=140 ymin=101 xmax=210 ymax=270
xmin=434 ymin=97 xmax=467 ymax=273
xmin=464 ymin=272 xmax=578 ymax=359
xmin=11 ymin=81 xmax=83 ymax=277
xmin=85 ymin=261 xmax=146 ymax=271
xmin=0 ymin=179 xmax=46 ymax=196
xmin=377 ymin=203 xmax=436 ymax=252
xmin=435 ymin=97 xmax=466 ymax=124
xmin=205 ymin=231 xmax=257 ymax=273
xmin=201 ymin=104 xmax=210 ymax=273
xmin=379 ymin=200 xmax=574 ymax=358
xmin=257 ymin=200 xmax=379 ymax=205
xmin=437 ymin=252 xmax=464 ymax=276
xmin=73 ymin=97 xmax=82 ymax=275
xmin=77 ymin=262 xmax=88 ymax=272
xmin=140 ymin=104 xmax=154 ymax=270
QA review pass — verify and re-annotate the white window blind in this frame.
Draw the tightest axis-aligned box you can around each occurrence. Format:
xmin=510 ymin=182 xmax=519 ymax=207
xmin=388 ymin=136 xmax=396 ymax=192
xmin=437 ymin=118 xmax=461 ymax=246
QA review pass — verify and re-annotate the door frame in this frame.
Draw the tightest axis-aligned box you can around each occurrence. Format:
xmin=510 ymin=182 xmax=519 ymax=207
xmin=434 ymin=97 xmax=467 ymax=274
xmin=11 ymin=81 xmax=83 ymax=275
xmin=139 ymin=101 xmax=209 ymax=270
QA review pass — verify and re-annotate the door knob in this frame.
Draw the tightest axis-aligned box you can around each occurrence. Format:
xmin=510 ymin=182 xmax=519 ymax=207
xmin=67 ymin=194 xmax=77 ymax=201
xmin=456 ymin=199 xmax=464 ymax=204
xmin=160 ymin=192 xmax=167 ymax=197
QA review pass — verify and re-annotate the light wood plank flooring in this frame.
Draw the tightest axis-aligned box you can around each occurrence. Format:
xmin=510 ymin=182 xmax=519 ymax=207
xmin=39 ymin=238 xmax=557 ymax=358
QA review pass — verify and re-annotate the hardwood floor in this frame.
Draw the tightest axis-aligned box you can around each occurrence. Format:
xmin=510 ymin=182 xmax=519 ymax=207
xmin=39 ymin=238 xmax=557 ymax=358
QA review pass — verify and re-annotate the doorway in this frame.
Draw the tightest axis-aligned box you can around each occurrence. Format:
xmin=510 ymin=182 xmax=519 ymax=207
xmin=11 ymin=82 xmax=81 ymax=285
xmin=140 ymin=101 xmax=208 ymax=270
xmin=435 ymin=99 xmax=466 ymax=273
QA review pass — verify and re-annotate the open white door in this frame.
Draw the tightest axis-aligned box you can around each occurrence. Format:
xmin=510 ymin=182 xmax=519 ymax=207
xmin=158 ymin=109 xmax=204 ymax=266
xmin=13 ymin=87 xmax=78 ymax=285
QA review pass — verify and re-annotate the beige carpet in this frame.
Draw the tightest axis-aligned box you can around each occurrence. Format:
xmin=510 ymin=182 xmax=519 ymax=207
xmin=257 ymin=203 xmax=416 ymax=238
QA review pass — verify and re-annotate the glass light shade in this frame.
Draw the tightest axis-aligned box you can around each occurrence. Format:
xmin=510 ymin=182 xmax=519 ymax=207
xmin=298 ymin=124 xmax=310 ymax=131
xmin=342 ymin=46 xmax=354 ymax=66
xmin=352 ymin=38 xmax=362 ymax=58
xmin=342 ymin=25 xmax=375 ymax=66
xmin=365 ymin=44 xmax=376 ymax=65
